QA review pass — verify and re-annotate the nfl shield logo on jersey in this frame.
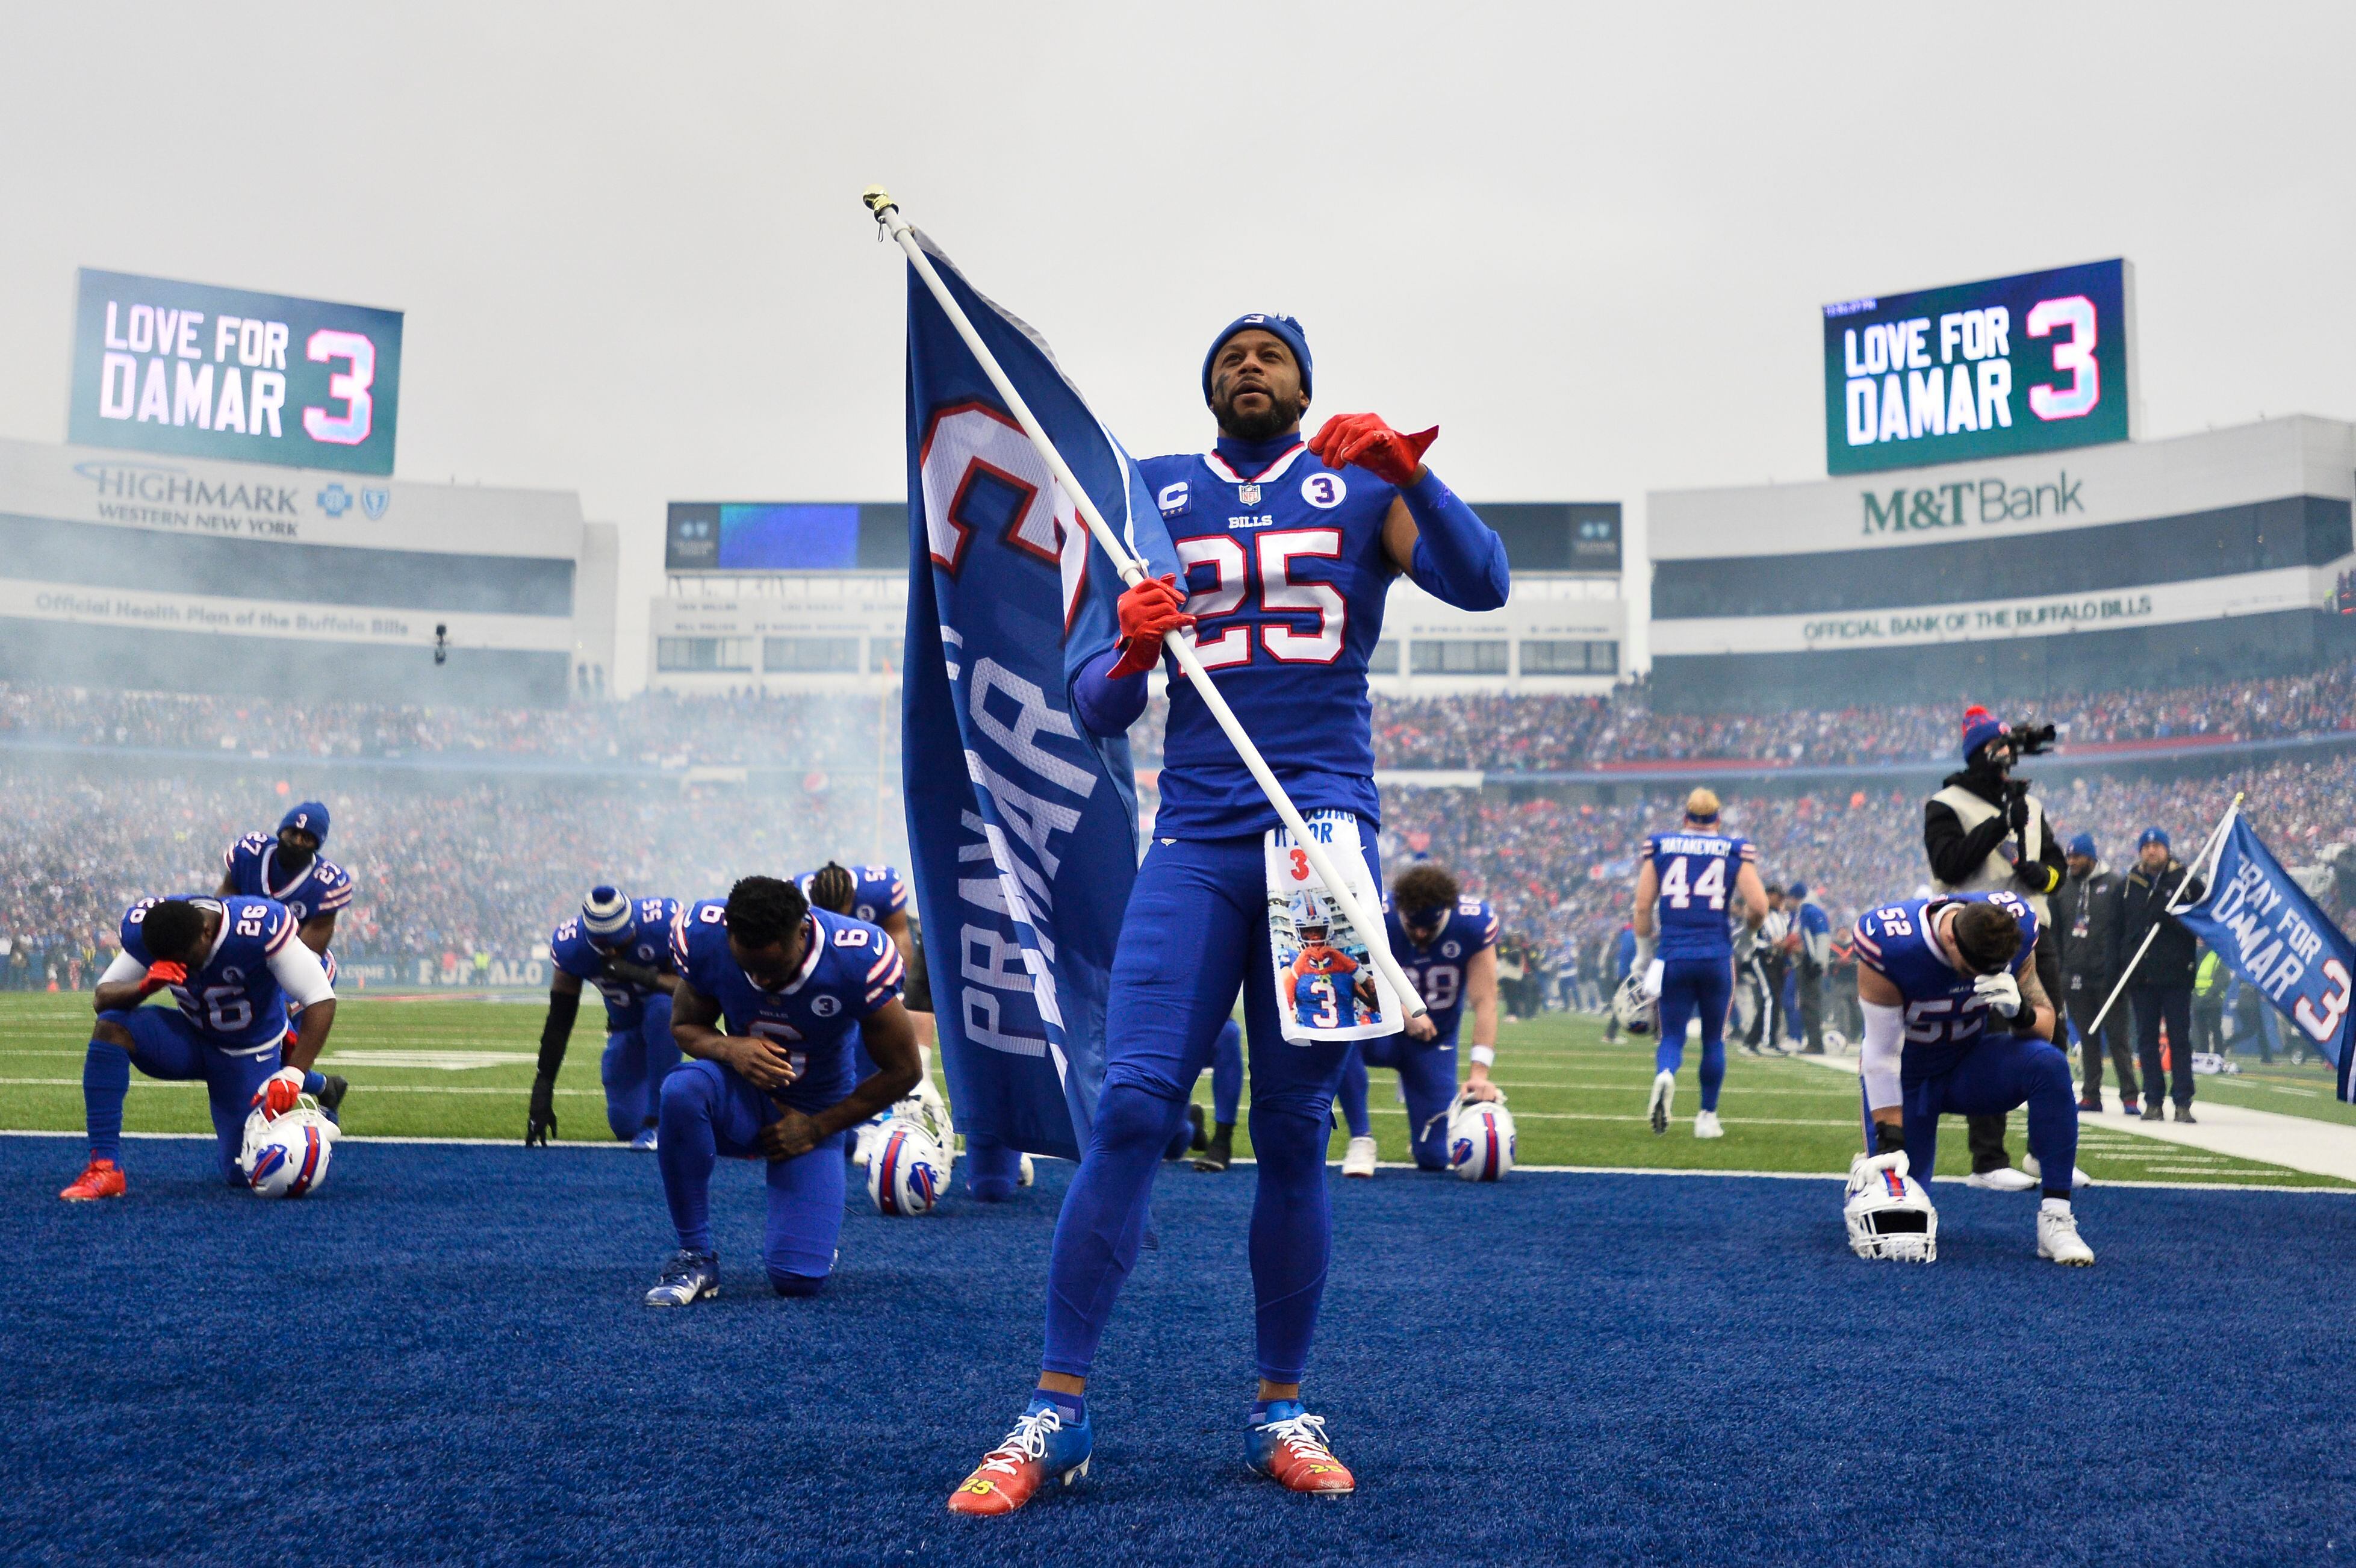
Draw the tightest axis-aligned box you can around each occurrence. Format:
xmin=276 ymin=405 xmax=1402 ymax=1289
xmin=1238 ymin=482 xmax=1261 ymax=505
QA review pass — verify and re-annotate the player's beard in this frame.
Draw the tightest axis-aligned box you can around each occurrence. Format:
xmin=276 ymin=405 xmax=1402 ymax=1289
xmin=1211 ymin=384 xmax=1301 ymax=443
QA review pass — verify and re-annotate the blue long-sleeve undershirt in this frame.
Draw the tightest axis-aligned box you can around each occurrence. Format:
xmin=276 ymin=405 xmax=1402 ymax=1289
xmin=1071 ymin=645 xmax=1149 ymax=738
xmin=1402 ymin=469 xmax=1510 ymax=611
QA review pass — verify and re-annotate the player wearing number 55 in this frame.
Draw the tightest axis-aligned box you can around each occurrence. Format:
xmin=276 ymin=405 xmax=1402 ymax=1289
xmin=60 ymin=894 xmax=338 ymax=1201
xmin=948 ymin=313 xmax=1509 ymax=1514
xmin=646 ymin=876 xmax=920 ymax=1307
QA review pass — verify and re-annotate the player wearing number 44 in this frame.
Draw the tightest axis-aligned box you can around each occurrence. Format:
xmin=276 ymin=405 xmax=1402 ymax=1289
xmin=60 ymin=894 xmax=338 ymax=1200
xmin=644 ymin=876 xmax=922 ymax=1305
xmin=948 ymin=313 xmax=1509 ymax=1515
xmin=1633 ymin=789 xmax=1768 ymax=1140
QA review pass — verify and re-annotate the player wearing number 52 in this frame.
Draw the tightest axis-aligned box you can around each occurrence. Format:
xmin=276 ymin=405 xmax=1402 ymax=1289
xmin=949 ymin=315 xmax=1509 ymax=1514
xmin=648 ymin=876 xmax=920 ymax=1307
xmin=1632 ymin=789 xmax=1768 ymax=1140
xmin=60 ymin=894 xmax=338 ymax=1201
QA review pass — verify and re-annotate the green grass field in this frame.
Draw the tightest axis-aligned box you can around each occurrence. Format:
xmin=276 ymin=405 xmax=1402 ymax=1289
xmin=2 ymin=993 xmax=2342 ymax=1187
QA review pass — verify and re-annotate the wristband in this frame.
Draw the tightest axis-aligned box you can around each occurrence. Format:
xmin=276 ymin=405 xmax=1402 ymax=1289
xmin=1469 ymin=1045 xmax=1496 ymax=1067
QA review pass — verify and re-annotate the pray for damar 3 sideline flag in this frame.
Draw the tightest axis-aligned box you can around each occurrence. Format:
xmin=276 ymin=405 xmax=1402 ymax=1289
xmin=897 ymin=231 xmax=1181 ymax=1161
xmin=2174 ymin=814 xmax=2355 ymax=1102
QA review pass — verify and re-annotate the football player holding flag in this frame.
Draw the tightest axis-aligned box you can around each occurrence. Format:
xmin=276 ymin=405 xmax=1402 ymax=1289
xmin=60 ymin=895 xmax=337 ymax=1199
xmin=217 ymin=800 xmax=352 ymax=1117
xmin=643 ymin=876 xmax=922 ymax=1304
xmin=1848 ymin=889 xmax=2093 ymax=1265
xmin=1633 ymin=789 xmax=1767 ymax=1139
xmin=1337 ymin=863 xmax=1503 ymax=1176
xmin=949 ymin=313 xmax=1509 ymax=1513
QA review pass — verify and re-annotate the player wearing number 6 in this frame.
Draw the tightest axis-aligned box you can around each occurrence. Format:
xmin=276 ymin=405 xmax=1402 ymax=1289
xmin=950 ymin=313 xmax=1509 ymax=1514
xmin=647 ymin=876 xmax=922 ymax=1305
xmin=1633 ymin=789 xmax=1768 ymax=1139
xmin=60 ymin=895 xmax=337 ymax=1200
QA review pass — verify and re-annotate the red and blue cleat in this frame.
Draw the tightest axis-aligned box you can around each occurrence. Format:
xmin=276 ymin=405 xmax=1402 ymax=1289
xmin=947 ymin=1399 xmax=1092 ymax=1516
xmin=59 ymin=1157 xmax=126 ymax=1201
xmin=1245 ymin=1402 xmax=1357 ymax=1496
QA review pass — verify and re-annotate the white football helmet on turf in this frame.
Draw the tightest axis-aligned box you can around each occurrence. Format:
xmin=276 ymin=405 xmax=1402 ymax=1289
xmin=866 ymin=1117 xmax=950 ymax=1216
xmin=1611 ymin=975 xmax=1656 ymax=1037
xmin=1447 ymin=1098 xmax=1517 ymax=1181
xmin=241 ymin=1097 xmax=338 ymax=1199
xmin=1844 ymin=1150 xmax=1937 ymax=1262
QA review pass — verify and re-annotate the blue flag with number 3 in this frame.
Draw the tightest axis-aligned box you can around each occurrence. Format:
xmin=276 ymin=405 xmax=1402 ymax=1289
xmin=897 ymin=232 xmax=1180 ymax=1160
xmin=2174 ymin=814 xmax=2356 ymax=1102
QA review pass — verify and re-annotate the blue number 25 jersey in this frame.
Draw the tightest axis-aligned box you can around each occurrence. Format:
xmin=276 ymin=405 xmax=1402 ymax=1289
xmin=1134 ymin=443 xmax=1402 ymax=837
xmin=1384 ymin=897 xmax=1499 ymax=1041
xmin=670 ymin=902 xmax=906 ymax=1115
xmin=1644 ymin=831 xmax=1756 ymax=961
xmin=1853 ymin=892 xmax=2039 ymax=1081
xmin=222 ymin=833 xmax=353 ymax=927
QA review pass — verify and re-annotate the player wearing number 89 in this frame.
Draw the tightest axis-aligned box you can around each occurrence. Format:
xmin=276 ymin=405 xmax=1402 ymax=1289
xmin=648 ymin=876 xmax=921 ymax=1304
xmin=1337 ymin=864 xmax=1502 ymax=1176
xmin=1633 ymin=789 xmax=1767 ymax=1139
xmin=60 ymin=895 xmax=337 ymax=1199
xmin=950 ymin=314 xmax=1509 ymax=1514
xmin=1851 ymin=891 xmax=2092 ymax=1263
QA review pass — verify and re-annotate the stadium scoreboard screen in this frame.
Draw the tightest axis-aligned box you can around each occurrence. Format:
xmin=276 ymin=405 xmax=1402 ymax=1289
xmin=1824 ymin=259 xmax=2134 ymax=475
xmin=69 ymin=269 xmax=403 ymax=476
xmin=666 ymin=502 xmax=904 ymax=571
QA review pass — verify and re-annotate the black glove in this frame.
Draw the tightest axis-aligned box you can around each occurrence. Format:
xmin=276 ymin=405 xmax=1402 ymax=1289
xmin=2006 ymin=789 xmax=2031 ymax=838
xmin=604 ymin=956 xmax=661 ymax=991
xmin=526 ymin=1071 xmax=558 ymax=1146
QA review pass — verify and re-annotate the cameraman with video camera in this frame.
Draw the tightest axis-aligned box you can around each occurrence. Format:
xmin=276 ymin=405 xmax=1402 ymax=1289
xmin=1923 ymin=705 xmax=2067 ymax=1190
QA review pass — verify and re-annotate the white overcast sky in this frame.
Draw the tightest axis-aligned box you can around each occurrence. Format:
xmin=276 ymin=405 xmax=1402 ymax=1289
xmin=3 ymin=2 xmax=2351 ymax=690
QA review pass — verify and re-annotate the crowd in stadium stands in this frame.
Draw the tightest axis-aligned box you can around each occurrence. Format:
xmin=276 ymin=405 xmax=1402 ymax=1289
xmin=1358 ymin=661 xmax=2356 ymax=771
xmin=7 ymin=661 xmax=2353 ymax=779
xmin=0 ymin=765 xmax=875 ymax=989
xmin=1 ymin=677 xmax=2352 ymax=997
xmin=1380 ymin=752 xmax=2356 ymax=1003
xmin=0 ymin=683 xmax=881 ymax=771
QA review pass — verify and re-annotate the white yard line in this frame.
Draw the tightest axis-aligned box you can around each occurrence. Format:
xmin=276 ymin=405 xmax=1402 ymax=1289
xmin=1782 ymin=1051 xmax=2356 ymax=1184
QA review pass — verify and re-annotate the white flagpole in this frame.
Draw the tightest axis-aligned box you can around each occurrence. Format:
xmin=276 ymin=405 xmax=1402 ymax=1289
xmin=865 ymin=185 xmax=1428 ymax=1021
xmin=2086 ymin=792 xmax=2242 ymax=1035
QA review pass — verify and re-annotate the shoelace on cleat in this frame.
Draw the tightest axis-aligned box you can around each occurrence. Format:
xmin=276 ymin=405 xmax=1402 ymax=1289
xmin=975 ymin=1410 xmax=1063 ymax=1478
xmin=1258 ymin=1413 xmax=1338 ymax=1463
xmin=657 ymin=1252 xmax=709 ymax=1287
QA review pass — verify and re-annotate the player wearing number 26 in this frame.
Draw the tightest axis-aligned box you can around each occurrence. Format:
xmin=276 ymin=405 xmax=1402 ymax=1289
xmin=649 ymin=877 xmax=921 ymax=1305
xmin=61 ymin=894 xmax=338 ymax=1200
xmin=950 ymin=314 xmax=1510 ymax=1513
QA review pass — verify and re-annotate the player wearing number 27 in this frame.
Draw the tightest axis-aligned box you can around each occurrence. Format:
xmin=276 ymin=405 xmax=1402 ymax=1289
xmin=1633 ymin=789 xmax=1768 ymax=1140
xmin=947 ymin=314 xmax=1509 ymax=1514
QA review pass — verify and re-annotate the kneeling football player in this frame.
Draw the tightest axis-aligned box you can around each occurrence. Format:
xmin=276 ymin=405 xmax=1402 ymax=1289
xmin=61 ymin=895 xmax=337 ymax=1199
xmin=1851 ymin=891 xmax=2093 ymax=1265
xmin=527 ymin=886 xmax=683 ymax=1150
xmin=1335 ymin=864 xmax=1503 ymax=1176
xmin=644 ymin=876 xmax=922 ymax=1304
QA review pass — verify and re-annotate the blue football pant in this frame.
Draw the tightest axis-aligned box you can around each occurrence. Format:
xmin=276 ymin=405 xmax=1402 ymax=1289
xmin=1337 ymin=1033 xmax=1460 ymax=1170
xmin=1043 ymin=832 xmax=1369 ymax=1386
xmin=656 ymin=1058 xmax=845 ymax=1295
xmin=1900 ymin=1033 xmax=2080 ymax=1198
xmin=86 ymin=1008 xmax=281 ymax=1184
xmin=1655 ymin=957 xmax=1733 ymax=1112
xmin=601 ymin=994 xmax=679 ymax=1140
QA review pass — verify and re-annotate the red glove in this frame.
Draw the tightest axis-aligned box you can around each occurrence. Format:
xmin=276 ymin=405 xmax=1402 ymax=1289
xmin=1107 ymin=575 xmax=1194 ymax=680
xmin=252 ymin=1066 xmax=306 ymax=1118
xmin=1307 ymin=413 xmax=1438 ymax=486
xmin=139 ymin=960 xmax=188 ymax=997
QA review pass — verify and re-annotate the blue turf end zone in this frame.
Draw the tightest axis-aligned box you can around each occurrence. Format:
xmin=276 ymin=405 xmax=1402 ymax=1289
xmin=2 ymin=1136 xmax=2351 ymax=1567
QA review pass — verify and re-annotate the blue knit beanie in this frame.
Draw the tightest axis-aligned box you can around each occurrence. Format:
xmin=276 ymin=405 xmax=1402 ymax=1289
xmin=1202 ymin=313 xmax=1311 ymax=404
xmin=1960 ymin=705 xmax=2008 ymax=762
